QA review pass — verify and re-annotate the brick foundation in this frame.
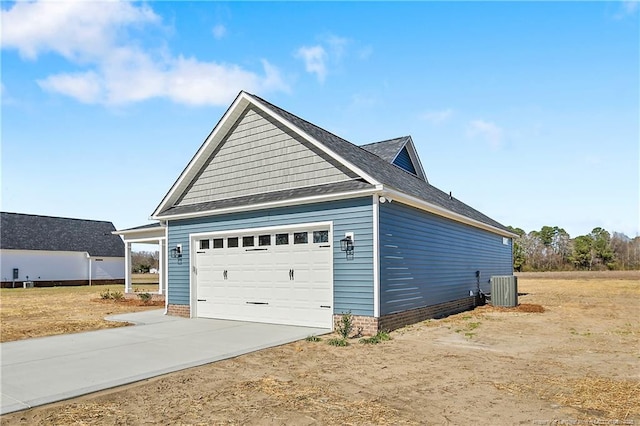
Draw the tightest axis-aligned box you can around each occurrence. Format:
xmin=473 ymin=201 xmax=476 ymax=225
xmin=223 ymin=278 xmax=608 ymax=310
xmin=168 ymin=297 xmax=476 ymax=333
xmin=333 ymin=314 xmax=379 ymax=337
xmin=378 ymin=297 xmax=476 ymax=332
xmin=333 ymin=297 xmax=477 ymax=336
xmin=167 ymin=304 xmax=190 ymax=317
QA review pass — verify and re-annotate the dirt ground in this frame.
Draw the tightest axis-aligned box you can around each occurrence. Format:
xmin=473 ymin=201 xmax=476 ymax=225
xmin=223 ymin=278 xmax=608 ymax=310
xmin=2 ymin=272 xmax=639 ymax=425
xmin=0 ymin=284 xmax=163 ymax=342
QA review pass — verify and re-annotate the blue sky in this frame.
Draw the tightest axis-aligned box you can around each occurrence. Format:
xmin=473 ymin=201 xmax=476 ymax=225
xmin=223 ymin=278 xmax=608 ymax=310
xmin=2 ymin=1 xmax=638 ymax=239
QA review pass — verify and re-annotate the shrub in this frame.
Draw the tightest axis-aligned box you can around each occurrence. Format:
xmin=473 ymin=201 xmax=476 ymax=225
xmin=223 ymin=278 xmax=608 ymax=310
xmin=327 ymin=337 xmax=349 ymax=347
xmin=305 ymin=335 xmax=322 ymax=342
xmin=111 ymin=290 xmax=124 ymax=301
xmin=100 ymin=289 xmax=112 ymax=299
xmin=336 ymin=311 xmax=354 ymax=339
xmin=138 ymin=292 xmax=152 ymax=304
xmin=359 ymin=330 xmax=392 ymax=345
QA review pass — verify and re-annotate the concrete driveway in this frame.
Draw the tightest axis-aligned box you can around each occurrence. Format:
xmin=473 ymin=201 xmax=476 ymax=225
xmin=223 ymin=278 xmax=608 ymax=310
xmin=0 ymin=310 xmax=329 ymax=415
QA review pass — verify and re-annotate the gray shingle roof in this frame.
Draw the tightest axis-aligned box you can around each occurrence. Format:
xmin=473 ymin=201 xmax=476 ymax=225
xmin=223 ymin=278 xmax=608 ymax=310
xmin=1 ymin=212 xmax=124 ymax=257
xmin=360 ymin=136 xmax=410 ymax=163
xmin=252 ymin=94 xmax=511 ymax=233
xmin=160 ymin=180 xmax=374 ymax=217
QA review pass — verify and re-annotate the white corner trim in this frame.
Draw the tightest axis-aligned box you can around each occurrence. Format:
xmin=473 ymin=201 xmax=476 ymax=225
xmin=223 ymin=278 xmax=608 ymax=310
xmin=372 ymin=195 xmax=380 ymax=318
xmin=383 ymin=188 xmax=518 ymax=238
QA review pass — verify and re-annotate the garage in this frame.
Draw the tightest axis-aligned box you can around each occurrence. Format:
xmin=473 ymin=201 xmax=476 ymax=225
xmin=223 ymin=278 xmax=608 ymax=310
xmin=193 ymin=224 xmax=333 ymax=328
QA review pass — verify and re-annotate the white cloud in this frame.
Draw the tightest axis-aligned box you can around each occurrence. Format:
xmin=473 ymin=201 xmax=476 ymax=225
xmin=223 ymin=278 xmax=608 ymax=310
xmin=467 ymin=119 xmax=504 ymax=149
xmin=326 ymin=35 xmax=349 ymax=59
xmin=2 ymin=1 xmax=288 ymax=106
xmin=296 ymin=45 xmax=328 ymax=82
xmin=1 ymin=1 xmax=158 ymax=61
xmin=38 ymin=71 xmax=104 ymax=103
xmin=212 ymin=24 xmax=227 ymax=40
xmin=420 ymin=108 xmax=454 ymax=124
xmin=295 ymin=34 xmax=369 ymax=82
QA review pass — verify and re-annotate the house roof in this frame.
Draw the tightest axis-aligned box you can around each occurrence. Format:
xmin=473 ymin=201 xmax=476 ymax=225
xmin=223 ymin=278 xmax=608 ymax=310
xmin=0 ymin=212 xmax=125 ymax=257
xmin=153 ymin=91 xmax=513 ymax=236
xmin=360 ymin=136 xmax=411 ymax=162
xmin=252 ymin=94 xmax=511 ymax=233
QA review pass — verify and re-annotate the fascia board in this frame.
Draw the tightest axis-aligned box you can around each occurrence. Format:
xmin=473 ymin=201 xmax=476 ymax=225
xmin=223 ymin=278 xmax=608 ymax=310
xmin=248 ymin=95 xmax=381 ymax=187
xmin=153 ymin=187 xmax=378 ymax=221
xmin=151 ymin=92 xmax=252 ymax=218
xmin=404 ymin=137 xmax=428 ymax=182
xmin=112 ymin=227 xmax=166 ymax=238
xmin=383 ymin=188 xmax=518 ymax=238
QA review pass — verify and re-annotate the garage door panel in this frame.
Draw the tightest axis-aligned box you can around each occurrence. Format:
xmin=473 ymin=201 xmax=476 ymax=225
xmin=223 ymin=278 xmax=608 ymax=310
xmin=195 ymin=226 xmax=332 ymax=328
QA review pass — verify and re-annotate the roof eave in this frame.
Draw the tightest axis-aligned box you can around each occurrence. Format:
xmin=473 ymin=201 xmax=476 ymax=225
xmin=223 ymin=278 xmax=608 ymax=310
xmin=382 ymin=188 xmax=517 ymax=238
xmin=153 ymin=187 xmax=381 ymax=221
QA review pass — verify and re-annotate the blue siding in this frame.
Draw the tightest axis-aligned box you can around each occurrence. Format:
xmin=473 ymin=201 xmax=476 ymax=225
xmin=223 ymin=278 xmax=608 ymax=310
xmin=379 ymin=201 xmax=513 ymax=315
xmin=393 ymin=147 xmax=417 ymax=175
xmin=167 ymin=197 xmax=375 ymax=316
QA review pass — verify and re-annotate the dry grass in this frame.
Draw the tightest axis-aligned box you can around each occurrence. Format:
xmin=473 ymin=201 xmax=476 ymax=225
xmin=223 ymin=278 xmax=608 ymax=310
xmin=0 ymin=284 xmax=162 ymax=343
xmin=495 ymin=375 xmax=640 ymax=420
xmin=131 ymin=273 xmax=159 ymax=285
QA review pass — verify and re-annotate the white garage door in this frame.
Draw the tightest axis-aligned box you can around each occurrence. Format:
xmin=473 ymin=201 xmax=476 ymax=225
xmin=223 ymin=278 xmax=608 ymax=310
xmin=194 ymin=225 xmax=333 ymax=328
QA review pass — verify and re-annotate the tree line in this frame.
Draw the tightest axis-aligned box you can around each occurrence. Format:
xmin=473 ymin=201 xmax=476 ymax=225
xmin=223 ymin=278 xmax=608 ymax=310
xmin=131 ymin=251 xmax=159 ymax=273
xmin=507 ymin=226 xmax=640 ymax=272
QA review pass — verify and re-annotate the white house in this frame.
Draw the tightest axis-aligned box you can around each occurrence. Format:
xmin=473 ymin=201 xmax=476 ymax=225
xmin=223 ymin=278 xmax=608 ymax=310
xmin=0 ymin=212 xmax=125 ymax=287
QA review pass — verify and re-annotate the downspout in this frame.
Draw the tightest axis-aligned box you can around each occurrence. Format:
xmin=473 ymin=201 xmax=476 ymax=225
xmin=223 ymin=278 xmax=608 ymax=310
xmin=86 ymin=253 xmax=92 ymax=286
xmin=162 ymin=220 xmax=169 ymax=315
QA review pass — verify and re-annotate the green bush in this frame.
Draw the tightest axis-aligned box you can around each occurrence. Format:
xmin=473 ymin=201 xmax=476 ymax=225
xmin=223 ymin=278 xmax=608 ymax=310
xmin=138 ymin=292 xmax=152 ymax=303
xmin=305 ymin=335 xmax=322 ymax=342
xmin=336 ymin=311 xmax=354 ymax=339
xmin=327 ymin=337 xmax=349 ymax=347
xmin=100 ymin=289 xmax=112 ymax=299
xmin=111 ymin=290 xmax=124 ymax=301
xmin=359 ymin=330 xmax=392 ymax=345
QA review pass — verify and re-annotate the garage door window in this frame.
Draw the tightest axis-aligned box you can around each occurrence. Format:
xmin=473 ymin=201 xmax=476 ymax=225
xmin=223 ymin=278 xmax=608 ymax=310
xmin=313 ymin=230 xmax=329 ymax=243
xmin=276 ymin=233 xmax=289 ymax=245
xmin=242 ymin=236 xmax=254 ymax=247
xmin=294 ymin=232 xmax=308 ymax=244
xmin=213 ymin=238 xmax=224 ymax=249
xmin=259 ymin=235 xmax=271 ymax=246
xmin=227 ymin=237 xmax=238 ymax=248
xmin=199 ymin=239 xmax=210 ymax=250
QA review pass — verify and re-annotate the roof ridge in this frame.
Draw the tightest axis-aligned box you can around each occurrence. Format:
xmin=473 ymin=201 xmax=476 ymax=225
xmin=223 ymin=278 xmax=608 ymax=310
xmin=0 ymin=211 xmax=113 ymax=224
xmin=360 ymin=135 xmax=410 ymax=148
xmin=249 ymin=93 xmax=414 ymax=170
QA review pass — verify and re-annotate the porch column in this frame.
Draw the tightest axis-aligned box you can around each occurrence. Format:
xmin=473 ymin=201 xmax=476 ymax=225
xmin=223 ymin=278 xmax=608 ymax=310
xmin=158 ymin=239 xmax=165 ymax=295
xmin=124 ymin=242 xmax=132 ymax=293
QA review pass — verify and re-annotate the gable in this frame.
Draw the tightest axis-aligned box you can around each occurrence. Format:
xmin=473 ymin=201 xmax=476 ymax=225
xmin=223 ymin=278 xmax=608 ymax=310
xmin=176 ymin=106 xmax=359 ymax=207
xmin=393 ymin=146 xmax=417 ymax=175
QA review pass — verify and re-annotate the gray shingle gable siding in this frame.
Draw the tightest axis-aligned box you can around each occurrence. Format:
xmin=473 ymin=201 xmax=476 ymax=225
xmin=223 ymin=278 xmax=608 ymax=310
xmin=251 ymin=94 xmax=511 ymax=233
xmin=0 ymin=212 xmax=124 ymax=257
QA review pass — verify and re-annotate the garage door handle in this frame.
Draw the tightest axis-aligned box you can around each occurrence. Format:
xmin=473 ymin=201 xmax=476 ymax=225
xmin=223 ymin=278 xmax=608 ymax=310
xmin=223 ymin=270 xmax=227 ymax=280
xmin=289 ymin=269 xmax=294 ymax=280
xmin=319 ymin=245 xmax=331 ymax=248
xmin=245 ymin=248 xmax=268 ymax=251
xmin=320 ymin=305 xmax=331 ymax=309
xmin=198 ymin=299 xmax=206 ymax=302
xmin=246 ymin=301 xmax=269 ymax=305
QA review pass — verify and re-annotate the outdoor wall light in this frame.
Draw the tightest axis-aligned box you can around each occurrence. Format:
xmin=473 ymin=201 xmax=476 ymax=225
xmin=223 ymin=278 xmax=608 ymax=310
xmin=340 ymin=235 xmax=354 ymax=260
xmin=170 ymin=244 xmax=182 ymax=259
